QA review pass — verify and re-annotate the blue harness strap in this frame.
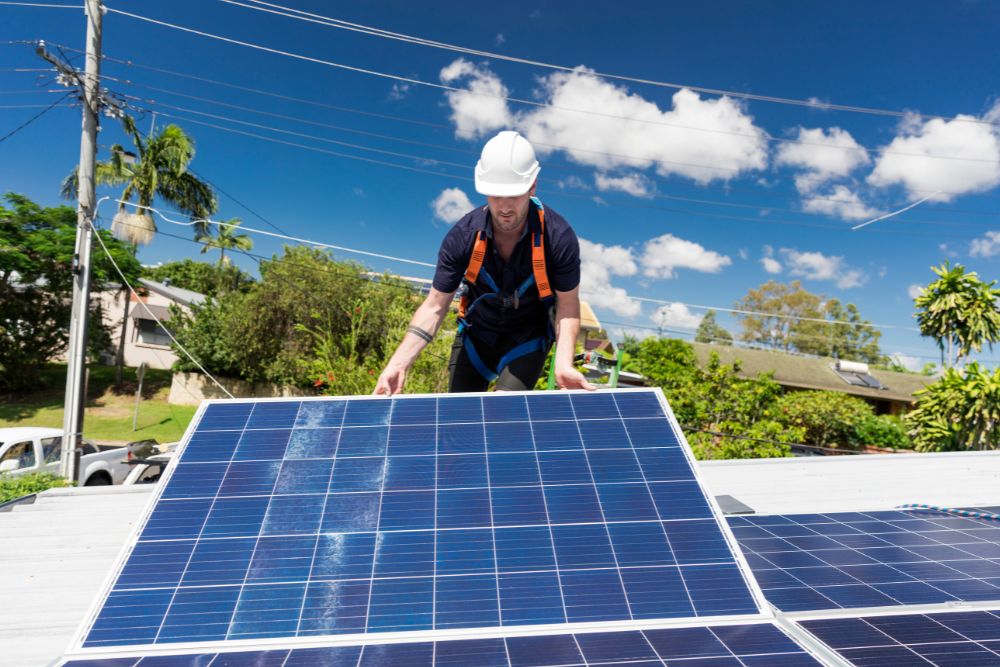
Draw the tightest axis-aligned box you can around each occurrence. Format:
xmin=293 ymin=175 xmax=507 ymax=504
xmin=458 ymin=198 xmax=554 ymax=382
xmin=462 ymin=331 xmax=549 ymax=383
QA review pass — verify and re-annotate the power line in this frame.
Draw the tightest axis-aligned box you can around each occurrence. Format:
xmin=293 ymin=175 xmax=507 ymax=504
xmin=0 ymin=1 xmax=80 ymax=7
xmin=126 ymin=103 xmax=993 ymax=238
xmin=0 ymin=91 xmax=72 ymax=144
xmin=104 ymin=198 xmax=940 ymax=334
xmin=89 ymin=212 xmax=235 ymax=398
xmin=89 ymin=51 xmax=1000 ymax=212
xmin=219 ymin=0 xmax=1000 ymax=128
xmin=102 ymin=7 xmax=1000 ymax=165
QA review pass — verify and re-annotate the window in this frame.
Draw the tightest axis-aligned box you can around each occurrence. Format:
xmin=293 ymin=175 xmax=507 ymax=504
xmin=135 ymin=318 xmax=171 ymax=347
xmin=41 ymin=436 xmax=62 ymax=464
xmin=0 ymin=440 xmax=36 ymax=471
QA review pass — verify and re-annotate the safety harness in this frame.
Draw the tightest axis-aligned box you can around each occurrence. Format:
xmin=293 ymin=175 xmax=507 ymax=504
xmin=457 ymin=196 xmax=554 ymax=381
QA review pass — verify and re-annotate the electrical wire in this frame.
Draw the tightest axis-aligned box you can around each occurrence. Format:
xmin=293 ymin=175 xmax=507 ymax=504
xmin=0 ymin=1 xmax=80 ymax=7
xmin=221 ymin=0 xmax=999 ymax=129
xmin=87 ymin=50 xmax=1000 ymax=211
xmin=102 ymin=198 xmax=436 ymax=268
xmin=90 ymin=212 xmax=236 ymax=398
xmin=103 ymin=95 xmax=995 ymax=237
xmin=102 ymin=7 xmax=1000 ymax=164
xmin=0 ymin=91 xmax=72 ymax=144
xmin=101 ymin=198 xmax=942 ymax=336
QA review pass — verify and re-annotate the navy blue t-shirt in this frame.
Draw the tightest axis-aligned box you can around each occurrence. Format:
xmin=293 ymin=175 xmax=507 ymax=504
xmin=433 ymin=201 xmax=581 ymax=346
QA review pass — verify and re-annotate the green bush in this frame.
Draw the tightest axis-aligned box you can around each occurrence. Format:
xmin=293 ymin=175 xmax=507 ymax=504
xmin=690 ymin=419 xmax=804 ymax=460
xmin=775 ymin=390 xmax=873 ymax=449
xmin=0 ymin=472 xmax=71 ymax=504
xmin=905 ymin=363 xmax=1000 ymax=452
xmin=854 ymin=414 xmax=911 ymax=449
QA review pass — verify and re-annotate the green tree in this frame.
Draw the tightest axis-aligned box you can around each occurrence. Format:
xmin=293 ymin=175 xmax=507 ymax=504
xmin=629 ymin=337 xmax=798 ymax=459
xmin=0 ymin=193 xmax=141 ymax=391
xmin=144 ymin=259 xmax=254 ymax=297
xmin=905 ymin=363 xmax=1000 ymax=451
xmin=169 ymin=247 xmax=453 ymax=394
xmin=736 ymin=280 xmax=883 ymax=363
xmin=774 ymin=390 xmax=873 ymax=449
xmin=196 ymin=217 xmax=253 ymax=267
xmin=61 ymin=115 xmax=217 ymax=386
xmin=694 ymin=310 xmax=733 ymax=344
xmin=914 ymin=262 xmax=1000 ymax=368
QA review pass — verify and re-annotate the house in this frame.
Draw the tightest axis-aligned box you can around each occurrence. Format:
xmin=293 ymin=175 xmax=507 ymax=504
xmin=689 ymin=341 xmax=934 ymax=415
xmin=97 ymin=278 xmax=206 ymax=370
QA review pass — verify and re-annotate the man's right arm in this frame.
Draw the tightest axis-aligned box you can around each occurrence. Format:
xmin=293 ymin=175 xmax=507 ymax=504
xmin=373 ymin=287 xmax=456 ymax=395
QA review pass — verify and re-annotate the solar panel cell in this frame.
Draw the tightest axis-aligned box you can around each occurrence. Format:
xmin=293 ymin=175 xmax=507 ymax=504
xmin=733 ymin=509 xmax=1000 ymax=612
xmin=77 ymin=390 xmax=763 ymax=655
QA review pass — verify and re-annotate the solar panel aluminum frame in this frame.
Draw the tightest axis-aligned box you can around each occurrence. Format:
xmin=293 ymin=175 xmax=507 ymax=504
xmin=61 ymin=388 xmax=774 ymax=663
xmin=791 ymin=606 xmax=1000 ymax=667
xmin=732 ymin=507 xmax=1000 ymax=619
xmin=54 ymin=618 xmax=837 ymax=667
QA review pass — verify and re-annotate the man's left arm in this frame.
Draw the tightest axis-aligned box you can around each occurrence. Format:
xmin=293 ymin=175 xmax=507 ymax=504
xmin=553 ymin=286 xmax=596 ymax=391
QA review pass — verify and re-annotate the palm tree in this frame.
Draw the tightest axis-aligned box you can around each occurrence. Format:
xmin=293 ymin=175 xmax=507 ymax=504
xmin=61 ymin=115 xmax=217 ymax=385
xmin=914 ymin=262 xmax=1000 ymax=367
xmin=196 ymin=217 xmax=253 ymax=267
xmin=62 ymin=115 xmax=217 ymax=242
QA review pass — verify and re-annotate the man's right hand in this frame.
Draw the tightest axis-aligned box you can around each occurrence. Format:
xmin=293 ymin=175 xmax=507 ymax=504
xmin=373 ymin=364 xmax=407 ymax=396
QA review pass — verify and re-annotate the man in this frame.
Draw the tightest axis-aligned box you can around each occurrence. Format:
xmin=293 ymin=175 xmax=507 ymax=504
xmin=374 ymin=130 xmax=595 ymax=394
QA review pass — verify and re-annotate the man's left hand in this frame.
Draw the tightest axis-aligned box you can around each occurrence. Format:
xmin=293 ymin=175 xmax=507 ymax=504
xmin=555 ymin=363 xmax=597 ymax=391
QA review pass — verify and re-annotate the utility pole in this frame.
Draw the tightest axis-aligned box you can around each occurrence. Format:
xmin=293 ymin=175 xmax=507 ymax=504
xmin=59 ymin=0 xmax=104 ymax=481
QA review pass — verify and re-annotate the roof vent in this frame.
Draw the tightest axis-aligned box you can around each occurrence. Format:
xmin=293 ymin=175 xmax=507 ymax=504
xmin=831 ymin=360 xmax=886 ymax=390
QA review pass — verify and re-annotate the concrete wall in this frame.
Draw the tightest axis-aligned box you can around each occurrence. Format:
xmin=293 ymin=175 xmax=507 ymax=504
xmin=169 ymin=371 xmax=312 ymax=405
xmin=97 ymin=289 xmax=182 ymax=370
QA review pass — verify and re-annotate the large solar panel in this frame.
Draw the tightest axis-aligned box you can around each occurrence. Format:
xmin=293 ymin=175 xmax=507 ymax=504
xmin=730 ymin=510 xmax=1000 ymax=612
xmin=800 ymin=610 xmax=1000 ymax=666
xmin=69 ymin=389 xmax=767 ymax=658
xmin=60 ymin=622 xmax=822 ymax=666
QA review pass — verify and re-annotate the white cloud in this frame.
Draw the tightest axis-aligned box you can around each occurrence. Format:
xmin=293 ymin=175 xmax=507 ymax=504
xmin=868 ymin=102 xmax=1000 ymax=202
xmin=890 ymin=352 xmax=924 ymax=373
xmin=761 ymin=245 xmax=782 ymax=274
xmin=971 ymin=230 xmax=1000 ymax=258
xmin=761 ymin=257 xmax=783 ymax=274
xmin=651 ymin=303 xmax=704 ymax=331
xmin=907 ymin=283 xmax=924 ymax=299
xmin=557 ymin=175 xmax=587 ymax=190
xmin=495 ymin=33 xmax=505 ymax=45
xmin=431 ymin=187 xmax=473 ymax=224
xmin=640 ymin=234 xmax=731 ymax=279
xmin=520 ymin=76 xmax=767 ymax=184
xmin=738 ymin=248 xmax=748 ymax=261
xmin=594 ymin=172 xmax=654 ymax=198
xmin=439 ymin=58 xmax=513 ymax=140
xmin=388 ymin=82 xmax=410 ymax=101
xmin=578 ymin=238 xmax=641 ymax=317
xmin=779 ymin=248 xmax=866 ymax=288
xmin=776 ymin=127 xmax=870 ymax=187
xmin=439 ymin=61 xmax=767 ymax=182
xmin=801 ymin=184 xmax=881 ymax=221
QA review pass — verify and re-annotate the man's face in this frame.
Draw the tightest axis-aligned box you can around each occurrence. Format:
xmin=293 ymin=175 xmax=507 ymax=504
xmin=486 ymin=182 xmax=537 ymax=234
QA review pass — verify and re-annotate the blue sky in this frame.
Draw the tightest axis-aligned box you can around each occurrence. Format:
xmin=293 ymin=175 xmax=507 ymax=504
xmin=2 ymin=0 xmax=1000 ymax=369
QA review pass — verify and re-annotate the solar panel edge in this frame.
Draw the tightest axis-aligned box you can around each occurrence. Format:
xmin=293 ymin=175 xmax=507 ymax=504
xmin=63 ymin=398 xmax=221 ymax=657
xmin=65 ymin=388 xmax=773 ymax=659
xmin=645 ymin=388 xmax=774 ymax=620
xmin=60 ymin=617 xmax=814 ymax=666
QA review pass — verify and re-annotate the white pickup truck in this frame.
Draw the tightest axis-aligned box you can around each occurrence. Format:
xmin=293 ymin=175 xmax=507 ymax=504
xmin=0 ymin=427 xmax=131 ymax=486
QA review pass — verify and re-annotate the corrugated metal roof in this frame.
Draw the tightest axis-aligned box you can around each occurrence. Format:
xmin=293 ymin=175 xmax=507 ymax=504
xmin=137 ymin=278 xmax=206 ymax=307
xmin=690 ymin=341 xmax=933 ymax=404
xmin=0 ymin=485 xmax=152 ymax=667
xmin=8 ymin=452 xmax=1000 ymax=666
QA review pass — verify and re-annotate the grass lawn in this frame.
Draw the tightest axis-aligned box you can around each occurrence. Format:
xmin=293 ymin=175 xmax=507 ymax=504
xmin=0 ymin=363 xmax=196 ymax=444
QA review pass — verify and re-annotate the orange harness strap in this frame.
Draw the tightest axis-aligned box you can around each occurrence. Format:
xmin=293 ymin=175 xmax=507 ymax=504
xmin=532 ymin=206 xmax=552 ymax=301
xmin=458 ymin=230 xmax=488 ymax=320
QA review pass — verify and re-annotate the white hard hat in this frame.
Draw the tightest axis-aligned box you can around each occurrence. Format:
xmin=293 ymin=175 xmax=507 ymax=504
xmin=474 ymin=130 xmax=540 ymax=197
